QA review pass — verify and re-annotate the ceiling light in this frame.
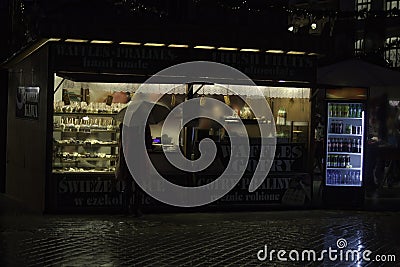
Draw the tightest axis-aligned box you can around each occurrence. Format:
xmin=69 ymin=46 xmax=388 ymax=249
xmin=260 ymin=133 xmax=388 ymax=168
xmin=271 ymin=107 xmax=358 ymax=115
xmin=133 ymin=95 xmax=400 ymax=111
xmin=119 ymin=42 xmax=141 ymax=46
xmin=194 ymin=45 xmax=215 ymax=49
xmin=65 ymin=39 xmax=88 ymax=43
xmin=168 ymin=44 xmax=189 ymax=48
xmin=91 ymin=40 xmax=113 ymax=44
xmin=240 ymin=48 xmax=260 ymax=52
xmin=266 ymin=50 xmax=285 ymax=54
xmin=311 ymin=23 xmax=317 ymax=30
xmin=218 ymin=47 xmax=238 ymax=51
xmin=287 ymin=51 xmax=307 ymax=55
xmin=144 ymin=43 xmax=166 ymax=47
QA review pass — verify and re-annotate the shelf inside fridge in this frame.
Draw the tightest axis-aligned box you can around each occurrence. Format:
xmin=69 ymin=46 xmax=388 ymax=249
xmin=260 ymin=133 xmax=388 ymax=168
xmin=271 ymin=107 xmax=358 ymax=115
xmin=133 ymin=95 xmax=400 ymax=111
xmin=327 ymin=152 xmax=361 ymax=155
xmin=327 ymin=133 xmax=363 ymax=137
xmin=326 ymin=167 xmax=361 ymax=170
xmin=329 ymin=117 xmax=362 ymax=120
xmin=326 ymin=183 xmax=362 ymax=187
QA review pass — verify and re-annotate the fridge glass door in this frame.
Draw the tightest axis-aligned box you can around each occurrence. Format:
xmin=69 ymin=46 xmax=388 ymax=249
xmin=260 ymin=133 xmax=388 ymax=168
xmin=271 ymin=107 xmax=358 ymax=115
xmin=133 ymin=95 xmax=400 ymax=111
xmin=325 ymin=102 xmax=364 ymax=187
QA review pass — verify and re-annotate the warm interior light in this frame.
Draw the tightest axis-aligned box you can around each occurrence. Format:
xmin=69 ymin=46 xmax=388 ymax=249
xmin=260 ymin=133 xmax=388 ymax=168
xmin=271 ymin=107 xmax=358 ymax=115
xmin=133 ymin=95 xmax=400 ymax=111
xmin=218 ymin=47 xmax=238 ymax=51
xmin=311 ymin=23 xmax=317 ymax=30
xmin=266 ymin=50 xmax=285 ymax=54
xmin=65 ymin=39 xmax=89 ymax=43
xmin=194 ymin=45 xmax=215 ymax=49
xmin=240 ymin=48 xmax=260 ymax=52
xmin=224 ymin=95 xmax=231 ymax=105
xmin=91 ymin=40 xmax=113 ymax=44
xmin=119 ymin=42 xmax=141 ymax=46
xmin=144 ymin=43 xmax=166 ymax=47
xmin=288 ymin=26 xmax=294 ymax=32
xmin=168 ymin=44 xmax=189 ymax=48
xmin=287 ymin=51 xmax=307 ymax=55
xmin=48 ymin=38 xmax=61 ymax=42
xmin=308 ymin=52 xmax=319 ymax=56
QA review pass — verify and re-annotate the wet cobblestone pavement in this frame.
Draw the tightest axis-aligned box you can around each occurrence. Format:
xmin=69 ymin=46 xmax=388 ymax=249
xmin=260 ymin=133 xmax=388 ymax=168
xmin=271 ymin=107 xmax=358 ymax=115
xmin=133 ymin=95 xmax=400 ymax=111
xmin=1 ymin=210 xmax=400 ymax=266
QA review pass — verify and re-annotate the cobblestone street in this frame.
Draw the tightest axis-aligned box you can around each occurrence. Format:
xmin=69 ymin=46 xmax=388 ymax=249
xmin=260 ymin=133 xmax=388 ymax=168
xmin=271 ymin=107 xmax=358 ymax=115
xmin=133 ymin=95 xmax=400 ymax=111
xmin=1 ymin=210 xmax=400 ymax=266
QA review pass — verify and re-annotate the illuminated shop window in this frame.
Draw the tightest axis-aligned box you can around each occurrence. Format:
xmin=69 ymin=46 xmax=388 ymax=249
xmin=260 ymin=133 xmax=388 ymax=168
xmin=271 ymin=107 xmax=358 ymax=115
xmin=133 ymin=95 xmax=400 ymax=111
xmin=354 ymin=39 xmax=364 ymax=55
xmin=356 ymin=0 xmax=371 ymax=19
xmin=385 ymin=37 xmax=400 ymax=67
xmin=386 ymin=0 xmax=399 ymax=15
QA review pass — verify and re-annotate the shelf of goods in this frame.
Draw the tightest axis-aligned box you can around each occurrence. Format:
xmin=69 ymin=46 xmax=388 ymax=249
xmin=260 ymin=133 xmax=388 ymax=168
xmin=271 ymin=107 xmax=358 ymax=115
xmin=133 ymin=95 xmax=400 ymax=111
xmin=53 ymin=111 xmax=119 ymax=174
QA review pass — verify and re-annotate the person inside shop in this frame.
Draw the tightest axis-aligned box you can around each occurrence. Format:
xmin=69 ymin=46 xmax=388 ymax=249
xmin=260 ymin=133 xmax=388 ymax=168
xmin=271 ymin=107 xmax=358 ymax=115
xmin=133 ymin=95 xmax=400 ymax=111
xmin=366 ymin=93 xmax=389 ymax=190
xmin=115 ymin=121 xmax=152 ymax=217
xmin=366 ymin=94 xmax=400 ymax=189
xmin=384 ymin=102 xmax=400 ymax=187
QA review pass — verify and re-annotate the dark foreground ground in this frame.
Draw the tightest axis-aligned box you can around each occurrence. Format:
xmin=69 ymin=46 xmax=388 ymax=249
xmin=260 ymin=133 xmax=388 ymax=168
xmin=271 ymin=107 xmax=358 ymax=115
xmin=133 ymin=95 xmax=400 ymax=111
xmin=1 ymin=210 xmax=400 ymax=266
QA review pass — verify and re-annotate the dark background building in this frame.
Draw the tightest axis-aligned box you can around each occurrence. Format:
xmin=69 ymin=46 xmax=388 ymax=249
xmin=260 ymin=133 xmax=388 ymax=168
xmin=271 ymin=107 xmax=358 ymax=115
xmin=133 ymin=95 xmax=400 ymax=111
xmin=2 ymin=0 xmax=399 ymax=66
xmin=290 ymin=0 xmax=400 ymax=68
xmin=0 ymin=0 xmax=333 ymax=62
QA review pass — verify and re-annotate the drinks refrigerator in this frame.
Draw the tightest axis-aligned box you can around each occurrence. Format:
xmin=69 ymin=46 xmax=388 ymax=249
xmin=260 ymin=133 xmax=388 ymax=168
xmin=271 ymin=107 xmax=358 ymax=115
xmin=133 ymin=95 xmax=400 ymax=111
xmin=323 ymin=91 xmax=367 ymax=206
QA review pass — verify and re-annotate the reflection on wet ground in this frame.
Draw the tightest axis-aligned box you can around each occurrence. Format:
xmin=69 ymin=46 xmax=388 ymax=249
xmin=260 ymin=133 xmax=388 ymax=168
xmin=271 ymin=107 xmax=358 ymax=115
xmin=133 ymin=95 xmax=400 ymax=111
xmin=1 ymin=210 xmax=399 ymax=266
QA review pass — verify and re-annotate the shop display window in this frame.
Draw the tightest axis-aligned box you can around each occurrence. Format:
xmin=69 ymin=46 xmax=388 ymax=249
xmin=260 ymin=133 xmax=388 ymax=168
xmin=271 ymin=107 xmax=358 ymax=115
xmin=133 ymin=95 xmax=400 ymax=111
xmin=52 ymin=76 xmax=311 ymax=174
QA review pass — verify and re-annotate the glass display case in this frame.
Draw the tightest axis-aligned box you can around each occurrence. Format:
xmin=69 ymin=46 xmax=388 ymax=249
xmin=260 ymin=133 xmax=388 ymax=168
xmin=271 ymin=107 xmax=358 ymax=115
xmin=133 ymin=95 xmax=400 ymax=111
xmin=52 ymin=105 xmax=120 ymax=174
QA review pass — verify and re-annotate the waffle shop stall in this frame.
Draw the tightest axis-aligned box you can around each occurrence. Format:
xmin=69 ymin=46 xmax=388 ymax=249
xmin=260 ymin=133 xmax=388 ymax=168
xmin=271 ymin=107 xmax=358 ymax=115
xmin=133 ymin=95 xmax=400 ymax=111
xmin=4 ymin=39 xmax=316 ymax=213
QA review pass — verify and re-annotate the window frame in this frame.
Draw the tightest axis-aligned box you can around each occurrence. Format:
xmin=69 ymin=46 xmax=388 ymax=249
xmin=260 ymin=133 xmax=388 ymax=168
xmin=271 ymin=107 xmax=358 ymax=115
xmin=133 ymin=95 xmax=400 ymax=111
xmin=385 ymin=37 xmax=400 ymax=68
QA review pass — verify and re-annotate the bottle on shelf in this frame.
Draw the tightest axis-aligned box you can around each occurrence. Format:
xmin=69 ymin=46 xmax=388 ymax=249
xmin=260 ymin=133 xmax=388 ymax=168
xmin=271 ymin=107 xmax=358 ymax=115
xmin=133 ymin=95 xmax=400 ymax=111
xmin=345 ymin=155 xmax=351 ymax=168
xmin=352 ymin=139 xmax=357 ymax=153
xmin=334 ymin=155 xmax=339 ymax=167
xmin=344 ymin=104 xmax=349 ymax=117
xmin=356 ymin=104 xmax=362 ymax=118
xmin=341 ymin=156 xmax=346 ymax=168
xmin=351 ymin=104 xmax=357 ymax=118
xmin=349 ymin=172 xmax=356 ymax=184
xmin=331 ymin=121 xmax=336 ymax=134
xmin=345 ymin=124 xmax=351 ymax=134
xmin=357 ymin=126 xmax=362 ymax=135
